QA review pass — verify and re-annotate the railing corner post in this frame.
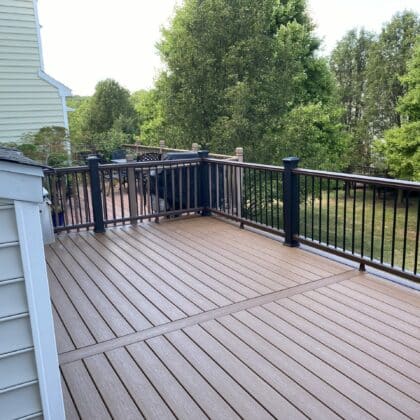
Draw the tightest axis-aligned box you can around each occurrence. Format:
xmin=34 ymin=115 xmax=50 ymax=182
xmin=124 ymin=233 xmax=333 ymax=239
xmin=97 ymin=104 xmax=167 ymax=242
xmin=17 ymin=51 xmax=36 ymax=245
xmin=198 ymin=150 xmax=210 ymax=216
xmin=283 ymin=156 xmax=300 ymax=247
xmin=87 ymin=156 xmax=105 ymax=233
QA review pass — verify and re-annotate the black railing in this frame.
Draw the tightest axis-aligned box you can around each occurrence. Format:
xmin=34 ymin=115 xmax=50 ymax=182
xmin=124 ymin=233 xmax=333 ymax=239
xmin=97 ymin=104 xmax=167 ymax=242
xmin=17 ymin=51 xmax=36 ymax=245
xmin=207 ymin=159 xmax=285 ymax=235
xmin=295 ymin=168 xmax=420 ymax=281
xmin=44 ymin=155 xmax=420 ymax=282
xmin=43 ymin=166 xmax=94 ymax=232
xmin=44 ymin=157 xmax=203 ymax=233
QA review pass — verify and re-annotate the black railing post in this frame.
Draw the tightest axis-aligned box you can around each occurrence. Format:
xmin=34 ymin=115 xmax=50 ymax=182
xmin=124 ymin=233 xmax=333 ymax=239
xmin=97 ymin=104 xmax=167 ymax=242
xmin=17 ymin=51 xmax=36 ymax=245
xmin=198 ymin=150 xmax=211 ymax=216
xmin=87 ymin=156 xmax=105 ymax=233
xmin=283 ymin=157 xmax=300 ymax=247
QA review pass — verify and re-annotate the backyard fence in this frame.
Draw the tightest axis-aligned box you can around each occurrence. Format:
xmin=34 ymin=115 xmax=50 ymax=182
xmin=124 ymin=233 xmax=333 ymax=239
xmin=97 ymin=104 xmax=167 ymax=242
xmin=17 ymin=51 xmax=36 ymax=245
xmin=44 ymin=154 xmax=420 ymax=282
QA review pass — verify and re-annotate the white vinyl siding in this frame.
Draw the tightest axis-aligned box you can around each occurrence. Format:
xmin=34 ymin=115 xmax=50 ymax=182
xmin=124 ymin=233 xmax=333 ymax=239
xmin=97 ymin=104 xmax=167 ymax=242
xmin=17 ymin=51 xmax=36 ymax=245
xmin=0 ymin=0 xmax=69 ymax=144
xmin=0 ymin=203 xmax=43 ymax=419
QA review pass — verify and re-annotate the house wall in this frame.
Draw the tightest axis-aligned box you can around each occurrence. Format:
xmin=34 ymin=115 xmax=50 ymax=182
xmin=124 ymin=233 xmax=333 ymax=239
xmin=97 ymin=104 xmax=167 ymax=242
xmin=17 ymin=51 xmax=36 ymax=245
xmin=0 ymin=0 xmax=70 ymax=143
xmin=0 ymin=201 xmax=43 ymax=419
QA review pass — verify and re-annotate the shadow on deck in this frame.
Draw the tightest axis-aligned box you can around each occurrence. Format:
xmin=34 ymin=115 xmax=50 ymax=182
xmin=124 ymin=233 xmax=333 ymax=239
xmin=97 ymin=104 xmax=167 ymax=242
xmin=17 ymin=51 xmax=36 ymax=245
xmin=46 ymin=216 xmax=420 ymax=419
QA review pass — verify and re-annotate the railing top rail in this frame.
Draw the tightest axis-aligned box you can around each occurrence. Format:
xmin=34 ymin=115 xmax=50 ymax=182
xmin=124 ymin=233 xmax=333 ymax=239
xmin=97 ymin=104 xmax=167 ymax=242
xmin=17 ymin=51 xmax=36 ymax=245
xmin=99 ymin=157 xmax=202 ymax=170
xmin=205 ymin=158 xmax=285 ymax=172
xmin=124 ymin=144 xmax=236 ymax=160
xmin=294 ymin=168 xmax=420 ymax=191
xmin=43 ymin=165 xmax=89 ymax=175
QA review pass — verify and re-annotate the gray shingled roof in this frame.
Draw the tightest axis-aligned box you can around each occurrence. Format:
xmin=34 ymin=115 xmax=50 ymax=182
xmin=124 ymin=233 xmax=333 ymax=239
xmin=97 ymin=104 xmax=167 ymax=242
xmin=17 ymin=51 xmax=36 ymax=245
xmin=0 ymin=146 xmax=46 ymax=168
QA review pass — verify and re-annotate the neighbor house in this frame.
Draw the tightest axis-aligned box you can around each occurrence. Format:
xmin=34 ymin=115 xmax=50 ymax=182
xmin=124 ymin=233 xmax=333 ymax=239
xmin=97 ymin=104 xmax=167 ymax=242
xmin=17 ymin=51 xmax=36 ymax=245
xmin=0 ymin=0 xmax=71 ymax=144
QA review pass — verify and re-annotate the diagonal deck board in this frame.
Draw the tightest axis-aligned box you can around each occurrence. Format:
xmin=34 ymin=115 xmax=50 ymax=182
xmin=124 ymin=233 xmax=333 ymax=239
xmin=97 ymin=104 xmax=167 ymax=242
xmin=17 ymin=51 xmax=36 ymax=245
xmin=47 ymin=216 xmax=420 ymax=419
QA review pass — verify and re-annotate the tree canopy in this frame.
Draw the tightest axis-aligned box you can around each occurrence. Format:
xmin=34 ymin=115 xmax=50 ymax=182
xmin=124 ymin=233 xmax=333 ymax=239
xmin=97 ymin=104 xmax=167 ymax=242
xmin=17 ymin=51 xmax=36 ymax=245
xmin=155 ymin=0 xmax=344 ymax=167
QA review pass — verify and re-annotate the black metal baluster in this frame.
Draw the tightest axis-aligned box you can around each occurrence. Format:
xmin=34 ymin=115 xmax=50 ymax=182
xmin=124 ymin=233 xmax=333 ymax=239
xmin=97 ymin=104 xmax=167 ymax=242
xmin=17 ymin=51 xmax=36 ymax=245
xmin=414 ymin=197 xmax=419 ymax=275
xmin=351 ymin=182 xmax=356 ymax=254
xmin=380 ymin=188 xmax=386 ymax=264
xmin=311 ymin=176 xmax=315 ymax=239
xmin=326 ymin=178 xmax=330 ymax=246
xmin=110 ymin=169 xmax=116 ymax=225
xmin=334 ymin=179 xmax=339 ymax=248
xmin=402 ymin=190 xmax=410 ymax=271
xmin=361 ymin=184 xmax=366 ymax=258
xmin=391 ymin=189 xmax=398 ymax=266
xmin=343 ymin=181 xmax=348 ymax=251
xmin=370 ymin=185 xmax=376 ymax=260
xmin=304 ymin=176 xmax=307 ymax=238
xmin=319 ymin=177 xmax=322 ymax=243
xmin=276 ymin=171 xmax=280 ymax=230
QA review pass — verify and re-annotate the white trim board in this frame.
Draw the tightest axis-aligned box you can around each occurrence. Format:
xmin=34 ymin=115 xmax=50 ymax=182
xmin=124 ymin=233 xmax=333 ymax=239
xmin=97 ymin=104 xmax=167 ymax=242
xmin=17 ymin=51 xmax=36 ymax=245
xmin=14 ymin=201 xmax=65 ymax=420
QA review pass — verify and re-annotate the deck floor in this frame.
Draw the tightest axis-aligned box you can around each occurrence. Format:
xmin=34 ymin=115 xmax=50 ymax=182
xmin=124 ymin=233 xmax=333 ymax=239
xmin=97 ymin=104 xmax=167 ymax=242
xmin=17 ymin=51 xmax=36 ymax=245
xmin=46 ymin=216 xmax=420 ymax=419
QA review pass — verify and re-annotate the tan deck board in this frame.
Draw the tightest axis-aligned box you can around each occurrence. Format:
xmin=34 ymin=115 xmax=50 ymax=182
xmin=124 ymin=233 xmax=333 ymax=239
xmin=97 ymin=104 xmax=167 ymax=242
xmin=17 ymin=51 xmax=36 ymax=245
xmin=162 ymin=220 xmax=326 ymax=281
xmin=48 ymin=216 xmax=420 ymax=419
xmin=293 ymin=292 xmax=420 ymax=366
xmin=106 ymin=347 xmax=176 ymax=419
xmin=130 ymin=224 xmax=261 ymax=298
xmin=84 ymin=354 xmax=144 ymax=419
xmin=278 ymin=297 xmax=420 ymax=385
xmin=47 ymin=246 xmax=117 ymax=343
xmin=61 ymin=360 xmax=111 ymax=420
xmin=125 ymin=225 xmax=247 ymax=302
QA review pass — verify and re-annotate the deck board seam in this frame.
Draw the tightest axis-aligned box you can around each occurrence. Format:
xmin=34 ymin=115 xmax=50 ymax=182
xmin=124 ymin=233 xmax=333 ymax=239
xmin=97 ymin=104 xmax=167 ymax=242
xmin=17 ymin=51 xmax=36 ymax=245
xmin=128 ymin=225 xmax=262 ymax=297
xmin=330 ymin=282 xmax=420 ymax=327
xmin=293 ymin=292 xmax=420 ymax=366
xmin=146 ymin=224 xmax=303 ymax=288
xmin=144 ymin=339 xmax=215 ymax=419
xmin=272 ymin=299 xmax=420 ymax=388
xmin=199 ymin=320 xmax=327 ymax=419
xmin=124 ymin=225 xmax=251 ymax=300
xmin=229 ymin=311 xmax=408 ymax=419
xmin=145 ymin=223 xmax=284 ymax=290
xmin=79 ymin=233 xmax=173 ymax=325
xmin=157 ymin=334 xmax=245 ymax=419
xmin=179 ymin=326 xmax=279 ymax=419
xmin=101 ymin=229 xmax=203 ymax=316
xmin=47 ymin=260 xmax=98 ymax=346
xmin=88 ymin=231 xmax=190 ymax=321
xmin=260 ymin=302 xmax=420 ymax=402
xmin=60 ymin=235 xmax=140 ymax=334
xmin=341 ymin=279 xmax=420 ymax=315
xmin=49 ymin=244 xmax=119 ymax=341
xmin=135 ymin=224 xmax=273 ymax=295
xmin=159 ymin=223 xmax=325 ymax=281
xmin=113 ymin=228 xmax=229 ymax=309
xmin=58 ymin=269 xmax=359 ymax=365
xmin=314 ymin=288 xmax=420 ymax=350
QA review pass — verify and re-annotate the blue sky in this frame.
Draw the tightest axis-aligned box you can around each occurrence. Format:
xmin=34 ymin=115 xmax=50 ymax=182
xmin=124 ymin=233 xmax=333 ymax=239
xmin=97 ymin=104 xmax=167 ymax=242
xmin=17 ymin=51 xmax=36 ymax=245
xmin=38 ymin=0 xmax=420 ymax=96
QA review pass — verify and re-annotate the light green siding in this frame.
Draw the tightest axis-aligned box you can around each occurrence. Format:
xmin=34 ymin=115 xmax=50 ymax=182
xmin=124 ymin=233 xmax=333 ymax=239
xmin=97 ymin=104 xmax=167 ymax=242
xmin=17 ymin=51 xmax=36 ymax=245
xmin=0 ymin=202 xmax=43 ymax=419
xmin=0 ymin=0 xmax=70 ymax=144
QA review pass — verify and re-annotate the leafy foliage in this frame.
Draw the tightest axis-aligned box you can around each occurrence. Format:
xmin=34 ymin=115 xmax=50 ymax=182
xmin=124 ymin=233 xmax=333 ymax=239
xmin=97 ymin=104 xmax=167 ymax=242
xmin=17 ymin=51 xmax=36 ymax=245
xmin=375 ymin=40 xmax=420 ymax=181
xmin=68 ymin=79 xmax=138 ymax=159
xmin=330 ymin=29 xmax=375 ymax=168
xmin=154 ymin=0 xmax=345 ymax=167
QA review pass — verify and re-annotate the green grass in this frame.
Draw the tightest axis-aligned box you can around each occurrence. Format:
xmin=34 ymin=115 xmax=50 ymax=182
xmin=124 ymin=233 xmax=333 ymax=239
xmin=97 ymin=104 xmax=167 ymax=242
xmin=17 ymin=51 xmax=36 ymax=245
xmin=242 ymin=179 xmax=419 ymax=274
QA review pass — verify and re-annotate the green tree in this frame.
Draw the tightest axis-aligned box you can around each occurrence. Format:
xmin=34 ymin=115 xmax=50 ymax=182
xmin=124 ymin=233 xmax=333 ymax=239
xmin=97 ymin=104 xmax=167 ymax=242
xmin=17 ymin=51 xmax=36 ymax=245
xmin=365 ymin=11 xmax=420 ymax=137
xmin=330 ymin=29 xmax=375 ymax=168
xmin=375 ymin=39 xmax=420 ymax=180
xmin=156 ymin=0 xmax=341 ymax=164
xmin=274 ymin=103 xmax=350 ymax=170
xmin=88 ymin=79 xmax=138 ymax=136
xmin=131 ymin=89 xmax=165 ymax=145
xmin=68 ymin=80 xmax=139 ymax=158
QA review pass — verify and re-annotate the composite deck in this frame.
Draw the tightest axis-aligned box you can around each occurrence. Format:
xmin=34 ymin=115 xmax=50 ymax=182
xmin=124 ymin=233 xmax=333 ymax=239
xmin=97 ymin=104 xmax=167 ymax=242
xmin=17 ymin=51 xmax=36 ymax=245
xmin=46 ymin=216 xmax=420 ymax=419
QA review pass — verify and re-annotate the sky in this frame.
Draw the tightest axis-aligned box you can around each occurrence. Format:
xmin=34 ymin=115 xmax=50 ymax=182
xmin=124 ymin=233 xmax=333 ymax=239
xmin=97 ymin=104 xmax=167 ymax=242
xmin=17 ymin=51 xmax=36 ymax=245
xmin=38 ymin=0 xmax=420 ymax=96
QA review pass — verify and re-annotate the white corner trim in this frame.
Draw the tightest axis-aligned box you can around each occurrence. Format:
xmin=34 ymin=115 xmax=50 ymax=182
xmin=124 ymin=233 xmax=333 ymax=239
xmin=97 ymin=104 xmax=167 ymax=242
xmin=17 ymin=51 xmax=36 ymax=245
xmin=14 ymin=201 xmax=65 ymax=420
xmin=39 ymin=70 xmax=72 ymax=97
xmin=32 ymin=0 xmax=44 ymax=70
